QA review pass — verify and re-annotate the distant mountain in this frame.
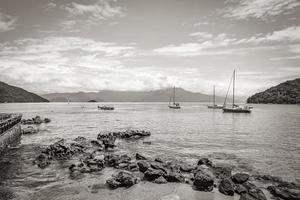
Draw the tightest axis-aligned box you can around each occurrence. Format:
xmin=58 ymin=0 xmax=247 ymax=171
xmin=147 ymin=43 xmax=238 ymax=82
xmin=42 ymin=88 xmax=226 ymax=102
xmin=0 ymin=81 xmax=49 ymax=103
xmin=247 ymin=78 xmax=300 ymax=104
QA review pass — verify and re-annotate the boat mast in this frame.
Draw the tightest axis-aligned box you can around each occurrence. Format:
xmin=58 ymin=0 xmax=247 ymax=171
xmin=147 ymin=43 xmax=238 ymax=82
xmin=173 ymin=86 xmax=176 ymax=104
xmin=213 ymin=85 xmax=215 ymax=106
xmin=233 ymin=69 xmax=235 ymax=108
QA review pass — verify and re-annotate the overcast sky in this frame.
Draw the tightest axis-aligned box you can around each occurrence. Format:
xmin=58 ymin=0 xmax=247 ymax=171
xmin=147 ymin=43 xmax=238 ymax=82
xmin=0 ymin=0 xmax=299 ymax=96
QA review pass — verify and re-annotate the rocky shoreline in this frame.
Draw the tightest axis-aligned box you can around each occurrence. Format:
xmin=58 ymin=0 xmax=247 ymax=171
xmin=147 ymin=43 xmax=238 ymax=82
xmin=30 ymin=129 xmax=300 ymax=200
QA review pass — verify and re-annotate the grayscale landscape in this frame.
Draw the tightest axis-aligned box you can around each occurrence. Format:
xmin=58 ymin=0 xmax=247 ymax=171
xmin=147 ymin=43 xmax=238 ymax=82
xmin=0 ymin=1 xmax=299 ymax=200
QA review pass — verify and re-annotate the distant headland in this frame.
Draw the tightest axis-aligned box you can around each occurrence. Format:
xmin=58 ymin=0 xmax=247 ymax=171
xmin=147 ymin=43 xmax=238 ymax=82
xmin=247 ymin=78 xmax=300 ymax=104
xmin=0 ymin=81 xmax=48 ymax=103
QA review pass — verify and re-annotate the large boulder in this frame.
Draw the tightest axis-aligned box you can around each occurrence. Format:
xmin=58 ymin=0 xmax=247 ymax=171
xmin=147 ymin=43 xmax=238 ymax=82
xmin=106 ymin=171 xmax=138 ymax=188
xmin=211 ymin=163 xmax=232 ymax=179
xmin=193 ymin=168 xmax=214 ymax=191
xmin=232 ymin=173 xmax=250 ymax=184
xmin=144 ymin=168 xmax=166 ymax=181
xmin=35 ymin=139 xmax=85 ymax=168
xmin=165 ymin=172 xmax=185 ymax=183
xmin=218 ymin=178 xmax=234 ymax=196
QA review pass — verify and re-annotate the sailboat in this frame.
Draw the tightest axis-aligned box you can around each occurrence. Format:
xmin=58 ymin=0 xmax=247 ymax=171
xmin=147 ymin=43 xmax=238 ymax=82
xmin=168 ymin=86 xmax=181 ymax=109
xmin=223 ymin=70 xmax=252 ymax=113
xmin=207 ymin=85 xmax=223 ymax=109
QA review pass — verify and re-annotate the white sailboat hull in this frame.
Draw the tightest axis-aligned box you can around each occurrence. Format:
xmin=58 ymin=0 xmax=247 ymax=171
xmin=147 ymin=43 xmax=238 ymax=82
xmin=223 ymin=107 xmax=251 ymax=113
xmin=207 ymin=105 xmax=223 ymax=109
xmin=169 ymin=105 xmax=181 ymax=109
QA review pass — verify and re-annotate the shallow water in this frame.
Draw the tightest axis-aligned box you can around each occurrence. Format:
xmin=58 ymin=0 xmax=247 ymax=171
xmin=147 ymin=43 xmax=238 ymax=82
xmin=0 ymin=102 xmax=299 ymax=199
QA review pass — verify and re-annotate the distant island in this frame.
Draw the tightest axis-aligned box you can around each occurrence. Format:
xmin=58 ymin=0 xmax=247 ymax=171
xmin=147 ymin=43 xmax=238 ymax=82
xmin=88 ymin=100 xmax=98 ymax=102
xmin=42 ymin=88 xmax=228 ymax=102
xmin=247 ymin=78 xmax=300 ymax=104
xmin=0 ymin=81 xmax=49 ymax=103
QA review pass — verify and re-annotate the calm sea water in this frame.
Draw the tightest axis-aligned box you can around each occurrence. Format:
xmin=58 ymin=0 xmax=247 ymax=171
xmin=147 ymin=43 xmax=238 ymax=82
xmin=0 ymin=102 xmax=299 ymax=199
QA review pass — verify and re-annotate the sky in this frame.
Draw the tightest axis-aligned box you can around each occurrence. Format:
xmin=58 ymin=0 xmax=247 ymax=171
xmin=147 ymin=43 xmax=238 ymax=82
xmin=0 ymin=0 xmax=299 ymax=96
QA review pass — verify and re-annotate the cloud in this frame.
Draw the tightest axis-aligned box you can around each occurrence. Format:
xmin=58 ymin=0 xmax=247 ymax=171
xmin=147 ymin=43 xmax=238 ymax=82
xmin=63 ymin=0 xmax=122 ymax=24
xmin=0 ymin=12 xmax=17 ymax=32
xmin=153 ymin=33 xmax=238 ymax=56
xmin=220 ymin=0 xmax=300 ymax=20
xmin=0 ymin=36 xmax=175 ymax=93
xmin=59 ymin=20 xmax=78 ymax=32
xmin=235 ymin=26 xmax=300 ymax=44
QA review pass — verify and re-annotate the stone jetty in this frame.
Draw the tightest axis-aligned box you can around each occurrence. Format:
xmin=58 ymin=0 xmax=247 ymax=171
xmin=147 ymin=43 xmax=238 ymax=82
xmin=0 ymin=113 xmax=22 ymax=153
xmin=33 ymin=129 xmax=300 ymax=200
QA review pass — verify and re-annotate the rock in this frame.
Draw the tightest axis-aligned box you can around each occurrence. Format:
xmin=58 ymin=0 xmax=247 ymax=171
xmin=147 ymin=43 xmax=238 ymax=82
xmin=35 ymin=139 xmax=85 ymax=168
xmin=21 ymin=119 xmax=34 ymax=125
xmin=33 ymin=116 xmax=43 ymax=124
xmin=106 ymin=178 xmax=121 ymax=189
xmin=143 ymin=141 xmax=151 ymax=145
xmin=144 ymin=168 xmax=165 ymax=181
xmin=154 ymin=176 xmax=167 ymax=184
xmin=211 ymin=163 xmax=232 ymax=179
xmin=128 ymin=163 xmax=139 ymax=171
xmin=44 ymin=118 xmax=51 ymax=123
xmin=180 ymin=164 xmax=195 ymax=173
xmin=240 ymin=193 xmax=257 ymax=200
xmin=22 ymin=116 xmax=50 ymax=125
xmin=105 ymin=154 xmax=131 ymax=167
xmin=248 ymin=188 xmax=267 ymax=200
xmin=73 ymin=136 xmax=89 ymax=146
xmin=107 ymin=171 xmax=138 ymax=188
xmin=154 ymin=157 xmax=163 ymax=163
xmin=137 ymin=160 xmax=150 ymax=173
xmin=232 ymin=173 xmax=250 ymax=184
xmin=197 ymin=157 xmax=212 ymax=166
xmin=218 ymin=178 xmax=234 ymax=196
xmin=254 ymin=174 xmax=283 ymax=183
xmin=239 ymin=188 xmax=267 ymax=200
xmin=165 ymin=172 xmax=185 ymax=182
xmin=22 ymin=126 xmax=38 ymax=134
xmin=34 ymin=153 xmax=51 ymax=168
xmin=91 ymin=140 xmax=102 ymax=148
xmin=111 ymin=130 xmax=151 ymax=140
xmin=136 ymin=153 xmax=147 ymax=160
xmin=242 ymin=181 xmax=257 ymax=191
xmin=97 ymin=133 xmax=116 ymax=149
xmin=150 ymin=162 xmax=168 ymax=174
xmin=268 ymin=185 xmax=300 ymax=200
xmin=193 ymin=167 xmax=214 ymax=191
xmin=235 ymin=184 xmax=248 ymax=194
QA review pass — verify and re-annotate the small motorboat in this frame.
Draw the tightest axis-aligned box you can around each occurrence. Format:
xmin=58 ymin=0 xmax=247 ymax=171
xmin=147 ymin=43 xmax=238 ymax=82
xmin=98 ymin=105 xmax=114 ymax=110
